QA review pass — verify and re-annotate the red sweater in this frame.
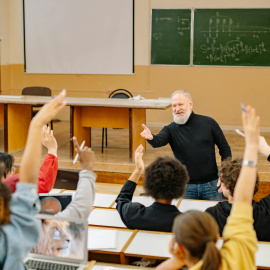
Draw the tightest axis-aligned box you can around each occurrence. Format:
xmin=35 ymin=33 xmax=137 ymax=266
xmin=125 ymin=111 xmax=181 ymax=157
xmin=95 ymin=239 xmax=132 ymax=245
xmin=3 ymin=153 xmax=58 ymax=193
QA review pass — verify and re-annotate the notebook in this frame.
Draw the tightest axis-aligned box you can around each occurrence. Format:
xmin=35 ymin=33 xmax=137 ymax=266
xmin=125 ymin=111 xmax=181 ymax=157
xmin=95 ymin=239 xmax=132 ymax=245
xmin=24 ymin=214 xmax=88 ymax=270
xmin=39 ymin=193 xmax=73 ymax=214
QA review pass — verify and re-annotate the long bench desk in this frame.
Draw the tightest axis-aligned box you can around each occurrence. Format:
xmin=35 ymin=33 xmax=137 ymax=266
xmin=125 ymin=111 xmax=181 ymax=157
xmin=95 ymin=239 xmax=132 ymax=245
xmin=0 ymin=95 xmax=171 ymax=161
xmin=48 ymin=188 xmax=270 ymax=269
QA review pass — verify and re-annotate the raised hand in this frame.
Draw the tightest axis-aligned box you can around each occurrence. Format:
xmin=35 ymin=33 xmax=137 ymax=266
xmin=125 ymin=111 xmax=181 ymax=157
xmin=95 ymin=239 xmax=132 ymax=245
xmin=20 ymin=90 xmax=66 ymax=184
xmin=42 ymin=125 xmax=58 ymax=156
xmin=73 ymin=137 xmax=95 ymax=171
xmin=234 ymin=105 xmax=260 ymax=204
xmin=242 ymin=105 xmax=260 ymax=147
xmin=140 ymin=124 xmax=153 ymax=140
xmin=135 ymin=144 xmax=144 ymax=173
xmin=33 ymin=89 xmax=66 ymax=127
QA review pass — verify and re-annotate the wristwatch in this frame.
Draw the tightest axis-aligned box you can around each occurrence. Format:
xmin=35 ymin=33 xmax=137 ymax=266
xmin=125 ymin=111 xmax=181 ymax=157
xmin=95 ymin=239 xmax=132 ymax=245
xmin=242 ymin=160 xmax=257 ymax=167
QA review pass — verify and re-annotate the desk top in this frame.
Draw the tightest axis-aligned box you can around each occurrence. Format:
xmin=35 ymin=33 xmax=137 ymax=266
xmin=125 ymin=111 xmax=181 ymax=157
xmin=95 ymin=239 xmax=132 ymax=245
xmin=0 ymin=95 xmax=171 ymax=109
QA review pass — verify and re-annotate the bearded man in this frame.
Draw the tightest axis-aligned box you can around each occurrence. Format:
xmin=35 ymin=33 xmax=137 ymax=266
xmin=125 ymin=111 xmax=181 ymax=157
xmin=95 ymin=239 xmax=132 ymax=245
xmin=140 ymin=90 xmax=231 ymax=201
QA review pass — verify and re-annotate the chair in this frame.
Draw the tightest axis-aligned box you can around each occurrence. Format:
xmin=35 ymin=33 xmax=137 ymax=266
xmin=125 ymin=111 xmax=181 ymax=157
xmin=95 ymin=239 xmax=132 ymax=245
xmin=22 ymin=86 xmax=53 ymax=129
xmin=102 ymin=89 xmax=133 ymax=153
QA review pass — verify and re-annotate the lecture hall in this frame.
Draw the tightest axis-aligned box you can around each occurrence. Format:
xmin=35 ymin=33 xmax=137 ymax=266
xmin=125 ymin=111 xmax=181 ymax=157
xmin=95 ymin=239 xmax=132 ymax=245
xmin=0 ymin=0 xmax=270 ymax=270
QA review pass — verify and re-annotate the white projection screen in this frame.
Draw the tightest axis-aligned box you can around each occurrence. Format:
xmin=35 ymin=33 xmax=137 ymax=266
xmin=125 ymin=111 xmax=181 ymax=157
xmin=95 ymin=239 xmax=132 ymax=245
xmin=23 ymin=0 xmax=134 ymax=74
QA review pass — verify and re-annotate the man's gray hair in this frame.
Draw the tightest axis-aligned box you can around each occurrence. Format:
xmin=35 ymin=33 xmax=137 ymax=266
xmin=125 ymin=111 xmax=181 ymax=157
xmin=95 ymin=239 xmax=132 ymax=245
xmin=171 ymin=90 xmax=192 ymax=101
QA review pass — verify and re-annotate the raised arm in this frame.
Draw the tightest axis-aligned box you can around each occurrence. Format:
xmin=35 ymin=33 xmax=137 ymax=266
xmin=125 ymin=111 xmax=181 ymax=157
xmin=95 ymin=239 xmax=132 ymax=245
xmin=128 ymin=144 xmax=144 ymax=184
xmin=41 ymin=125 xmax=58 ymax=157
xmin=20 ymin=90 xmax=66 ymax=185
xmin=56 ymin=137 xmax=96 ymax=219
xmin=115 ymin=145 xmax=145 ymax=228
xmin=234 ymin=106 xmax=259 ymax=204
xmin=38 ymin=125 xmax=59 ymax=193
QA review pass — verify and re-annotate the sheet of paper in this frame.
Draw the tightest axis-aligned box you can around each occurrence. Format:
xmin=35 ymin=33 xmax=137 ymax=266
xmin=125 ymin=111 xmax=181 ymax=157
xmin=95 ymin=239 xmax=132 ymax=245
xmin=178 ymin=199 xmax=218 ymax=212
xmin=88 ymin=228 xmax=117 ymax=250
xmin=88 ymin=209 xmax=126 ymax=228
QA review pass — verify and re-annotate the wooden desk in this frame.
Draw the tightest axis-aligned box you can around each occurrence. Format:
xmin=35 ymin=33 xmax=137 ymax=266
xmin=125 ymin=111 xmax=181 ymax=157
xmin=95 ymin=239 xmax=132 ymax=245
xmin=0 ymin=96 xmax=171 ymax=161
xmin=123 ymin=230 xmax=172 ymax=262
xmin=68 ymin=97 xmax=171 ymax=161
xmin=88 ymin=227 xmax=135 ymax=264
xmin=0 ymin=95 xmax=34 ymax=152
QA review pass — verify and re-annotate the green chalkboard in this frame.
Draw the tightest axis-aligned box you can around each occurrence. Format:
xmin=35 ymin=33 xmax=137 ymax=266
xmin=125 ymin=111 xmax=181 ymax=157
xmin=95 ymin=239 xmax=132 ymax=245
xmin=193 ymin=9 xmax=270 ymax=66
xmin=151 ymin=9 xmax=191 ymax=65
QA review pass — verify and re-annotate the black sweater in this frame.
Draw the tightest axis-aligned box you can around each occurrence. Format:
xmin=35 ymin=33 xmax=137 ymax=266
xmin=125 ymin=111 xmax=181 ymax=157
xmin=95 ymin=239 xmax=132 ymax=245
xmin=206 ymin=195 xmax=270 ymax=241
xmin=147 ymin=112 xmax=231 ymax=184
xmin=116 ymin=180 xmax=180 ymax=232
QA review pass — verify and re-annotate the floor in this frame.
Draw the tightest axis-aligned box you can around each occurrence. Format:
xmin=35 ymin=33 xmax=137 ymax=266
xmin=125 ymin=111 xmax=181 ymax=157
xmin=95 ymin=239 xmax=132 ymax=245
xmin=1 ymin=120 xmax=270 ymax=180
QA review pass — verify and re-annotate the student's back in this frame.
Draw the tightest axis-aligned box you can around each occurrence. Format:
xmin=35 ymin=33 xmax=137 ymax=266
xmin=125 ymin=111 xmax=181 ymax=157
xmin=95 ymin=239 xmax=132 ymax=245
xmin=206 ymin=195 xmax=270 ymax=241
xmin=116 ymin=146 xmax=189 ymax=232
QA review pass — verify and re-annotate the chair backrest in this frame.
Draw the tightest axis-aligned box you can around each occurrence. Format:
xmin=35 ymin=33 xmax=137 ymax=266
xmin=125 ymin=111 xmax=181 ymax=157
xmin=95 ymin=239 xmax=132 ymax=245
xmin=108 ymin=89 xmax=133 ymax=99
xmin=22 ymin=86 xmax=51 ymax=97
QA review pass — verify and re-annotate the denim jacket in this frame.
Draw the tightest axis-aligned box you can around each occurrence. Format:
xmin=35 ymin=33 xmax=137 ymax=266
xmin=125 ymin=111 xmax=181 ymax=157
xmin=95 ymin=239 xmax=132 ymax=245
xmin=0 ymin=183 xmax=41 ymax=270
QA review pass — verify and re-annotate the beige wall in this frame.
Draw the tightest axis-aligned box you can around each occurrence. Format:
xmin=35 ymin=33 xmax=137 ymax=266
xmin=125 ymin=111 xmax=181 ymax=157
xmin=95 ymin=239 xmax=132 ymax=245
xmin=1 ymin=0 xmax=270 ymax=127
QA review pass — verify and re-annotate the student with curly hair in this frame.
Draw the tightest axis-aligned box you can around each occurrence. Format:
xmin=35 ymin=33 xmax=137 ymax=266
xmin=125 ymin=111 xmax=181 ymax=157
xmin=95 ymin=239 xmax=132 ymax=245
xmin=206 ymin=157 xmax=270 ymax=241
xmin=156 ymin=105 xmax=258 ymax=270
xmin=116 ymin=145 xmax=189 ymax=232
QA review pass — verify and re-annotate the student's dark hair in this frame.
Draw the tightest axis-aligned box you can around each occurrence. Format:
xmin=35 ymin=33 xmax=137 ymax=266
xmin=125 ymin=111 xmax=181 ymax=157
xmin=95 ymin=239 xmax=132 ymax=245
xmin=173 ymin=210 xmax=221 ymax=270
xmin=220 ymin=158 xmax=259 ymax=196
xmin=143 ymin=156 xmax=189 ymax=200
xmin=0 ymin=152 xmax=14 ymax=180
xmin=0 ymin=182 xmax=12 ymax=225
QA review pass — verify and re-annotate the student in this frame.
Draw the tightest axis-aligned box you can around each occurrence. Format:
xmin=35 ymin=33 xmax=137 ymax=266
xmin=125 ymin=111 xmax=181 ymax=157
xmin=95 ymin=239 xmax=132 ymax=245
xmin=116 ymin=145 xmax=189 ymax=232
xmin=0 ymin=90 xmax=66 ymax=270
xmin=156 ymin=105 xmax=258 ymax=270
xmin=206 ymin=156 xmax=270 ymax=242
xmin=55 ymin=136 xmax=96 ymax=219
xmin=2 ymin=125 xmax=58 ymax=193
xmin=2 ymin=127 xmax=96 ymax=219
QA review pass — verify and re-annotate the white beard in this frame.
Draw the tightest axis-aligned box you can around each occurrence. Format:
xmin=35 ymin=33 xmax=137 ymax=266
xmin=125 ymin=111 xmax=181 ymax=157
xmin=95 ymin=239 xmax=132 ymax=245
xmin=173 ymin=107 xmax=191 ymax=125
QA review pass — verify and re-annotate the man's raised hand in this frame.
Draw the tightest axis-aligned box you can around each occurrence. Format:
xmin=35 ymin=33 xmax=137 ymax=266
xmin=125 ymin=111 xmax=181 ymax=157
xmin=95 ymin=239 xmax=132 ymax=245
xmin=140 ymin=124 xmax=153 ymax=140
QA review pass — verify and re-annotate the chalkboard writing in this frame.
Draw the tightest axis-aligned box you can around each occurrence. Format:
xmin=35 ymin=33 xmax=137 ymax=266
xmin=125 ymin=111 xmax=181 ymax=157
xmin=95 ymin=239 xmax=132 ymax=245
xmin=151 ymin=9 xmax=191 ymax=65
xmin=193 ymin=9 xmax=270 ymax=66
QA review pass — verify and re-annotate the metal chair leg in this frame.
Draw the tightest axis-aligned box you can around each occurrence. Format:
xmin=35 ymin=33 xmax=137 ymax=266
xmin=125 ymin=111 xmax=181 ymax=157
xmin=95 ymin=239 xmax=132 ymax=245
xmin=102 ymin=128 xmax=104 ymax=153
xmin=105 ymin=128 xmax=108 ymax=146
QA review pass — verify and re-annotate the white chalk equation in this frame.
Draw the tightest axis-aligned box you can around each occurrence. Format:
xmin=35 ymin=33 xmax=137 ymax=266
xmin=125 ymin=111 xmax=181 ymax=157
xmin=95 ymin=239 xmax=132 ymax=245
xmin=195 ymin=11 xmax=270 ymax=65
xmin=153 ymin=16 xmax=190 ymax=39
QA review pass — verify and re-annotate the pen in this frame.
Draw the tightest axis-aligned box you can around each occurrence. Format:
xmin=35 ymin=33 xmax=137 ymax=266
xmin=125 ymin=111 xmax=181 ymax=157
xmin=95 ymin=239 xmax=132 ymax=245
xmin=73 ymin=140 xmax=85 ymax=164
xmin=235 ymin=129 xmax=245 ymax=137
xmin=240 ymin=103 xmax=247 ymax=114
